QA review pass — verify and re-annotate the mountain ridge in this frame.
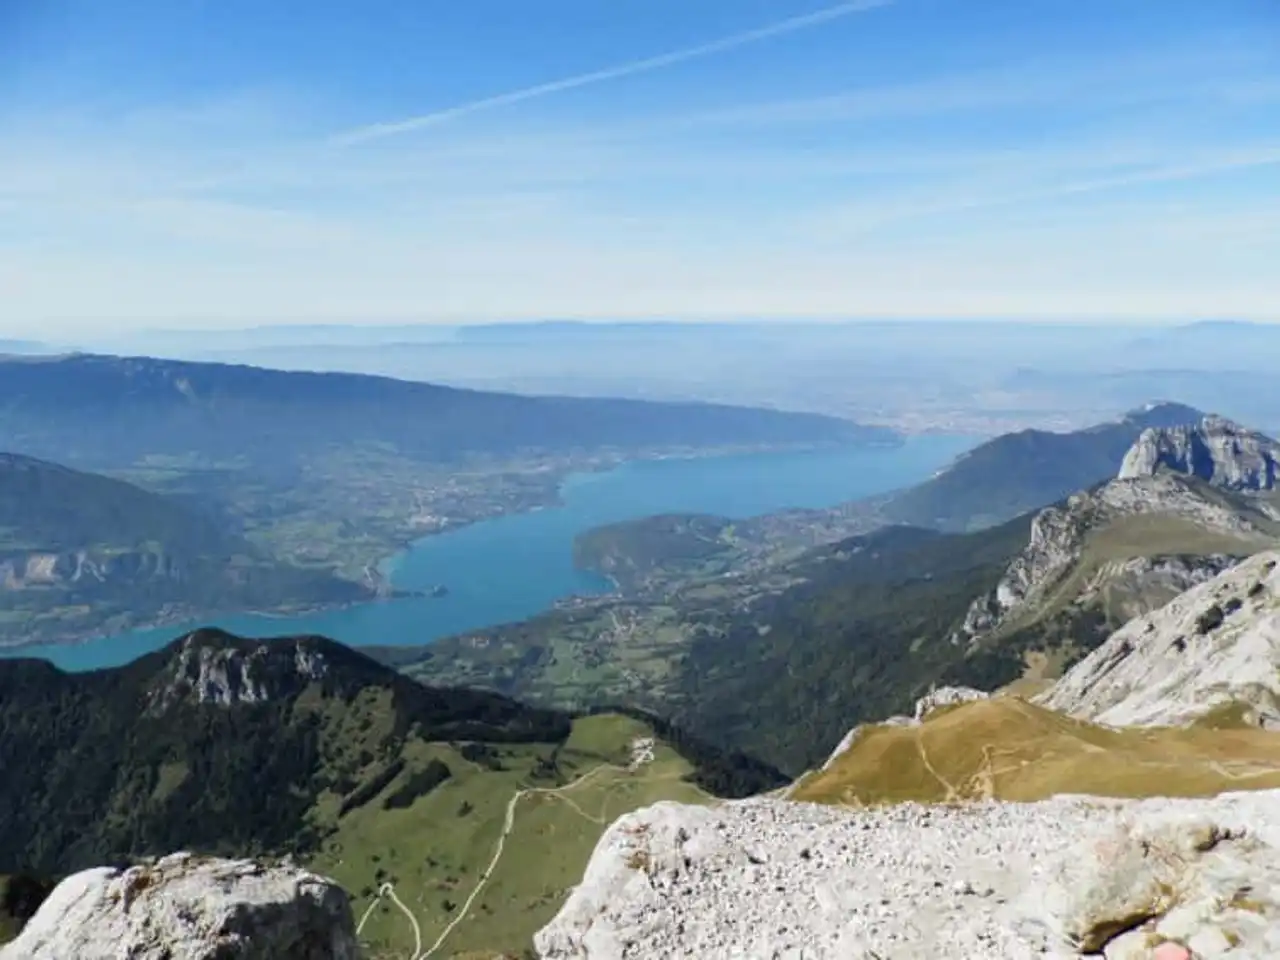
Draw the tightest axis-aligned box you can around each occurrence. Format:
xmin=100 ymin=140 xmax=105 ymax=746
xmin=876 ymin=400 xmax=1206 ymax=531
xmin=0 ymin=456 xmax=371 ymax=648
xmin=0 ymin=628 xmax=785 ymax=956
xmin=0 ymin=353 xmax=895 ymax=471
xmin=1039 ymin=549 xmax=1280 ymax=728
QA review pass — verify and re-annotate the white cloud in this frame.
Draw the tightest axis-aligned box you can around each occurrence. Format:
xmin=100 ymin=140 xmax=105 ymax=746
xmin=1 ymin=25 xmax=1277 ymax=334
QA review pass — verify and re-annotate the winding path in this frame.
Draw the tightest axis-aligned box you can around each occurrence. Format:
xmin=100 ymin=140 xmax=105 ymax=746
xmin=419 ymin=762 xmax=629 ymax=958
xmin=355 ymin=882 xmax=423 ymax=960
xmin=357 ymin=742 xmax=659 ymax=959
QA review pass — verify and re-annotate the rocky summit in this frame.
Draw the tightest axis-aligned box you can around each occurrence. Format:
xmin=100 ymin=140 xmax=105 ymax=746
xmin=952 ymin=415 xmax=1280 ymax=651
xmin=1 ymin=853 xmax=358 ymax=960
xmin=534 ymin=792 xmax=1280 ymax=959
xmin=1119 ymin=416 xmax=1280 ymax=492
xmin=536 ymin=544 xmax=1280 ymax=958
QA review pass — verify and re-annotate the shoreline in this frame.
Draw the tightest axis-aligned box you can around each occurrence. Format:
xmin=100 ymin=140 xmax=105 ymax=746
xmin=0 ymin=435 xmax=945 ymax=657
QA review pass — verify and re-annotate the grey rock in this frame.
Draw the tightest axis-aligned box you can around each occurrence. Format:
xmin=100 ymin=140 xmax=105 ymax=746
xmin=1 ymin=853 xmax=358 ymax=960
xmin=534 ymin=791 xmax=1280 ymax=959
xmin=1024 ymin=815 xmax=1280 ymax=953
xmin=951 ymin=473 xmax=1269 ymax=649
xmin=913 ymin=685 xmax=989 ymax=721
xmin=149 ymin=633 xmax=332 ymax=710
xmin=1119 ymin=416 xmax=1280 ymax=491
xmin=1038 ymin=550 xmax=1280 ymax=727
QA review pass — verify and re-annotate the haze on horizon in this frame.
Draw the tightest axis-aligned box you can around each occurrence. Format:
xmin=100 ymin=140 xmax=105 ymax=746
xmin=2 ymin=0 xmax=1278 ymax=339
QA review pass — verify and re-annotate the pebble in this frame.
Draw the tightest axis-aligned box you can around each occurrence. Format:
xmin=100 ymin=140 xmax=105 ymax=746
xmin=535 ymin=790 xmax=1280 ymax=960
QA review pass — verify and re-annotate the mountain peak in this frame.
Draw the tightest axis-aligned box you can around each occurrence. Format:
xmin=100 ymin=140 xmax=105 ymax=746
xmin=147 ymin=629 xmax=337 ymax=711
xmin=1119 ymin=400 xmax=1207 ymax=429
xmin=1119 ymin=416 xmax=1280 ymax=491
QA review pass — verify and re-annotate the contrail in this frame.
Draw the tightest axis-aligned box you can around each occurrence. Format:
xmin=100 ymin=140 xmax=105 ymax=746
xmin=335 ymin=0 xmax=894 ymax=145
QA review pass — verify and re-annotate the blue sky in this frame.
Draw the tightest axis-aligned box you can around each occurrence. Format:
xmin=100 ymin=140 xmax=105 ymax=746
xmin=1 ymin=0 xmax=1278 ymax=335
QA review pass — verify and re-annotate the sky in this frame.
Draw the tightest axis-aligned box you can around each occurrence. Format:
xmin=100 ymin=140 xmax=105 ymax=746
xmin=1 ymin=0 xmax=1278 ymax=336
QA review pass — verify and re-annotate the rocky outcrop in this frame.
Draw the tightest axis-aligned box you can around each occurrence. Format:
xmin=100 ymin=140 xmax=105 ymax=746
xmin=0 ymin=548 xmax=184 ymax=589
xmin=913 ymin=684 xmax=989 ymax=721
xmin=1039 ymin=551 xmax=1280 ymax=728
xmin=0 ymin=853 xmax=358 ymax=960
xmin=149 ymin=632 xmax=331 ymax=710
xmin=952 ymin=473 xmax=1271 ymax=647
xmin=535 ymin=792 xmax=1280 ymax=959
xmin=1024 ymin=810 xmax=1280 ymax=956
xmin=1120 ymin=416 xmax=1280 ymax=491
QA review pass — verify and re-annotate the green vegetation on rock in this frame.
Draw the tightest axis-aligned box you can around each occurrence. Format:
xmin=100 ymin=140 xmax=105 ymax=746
xmin=0 ymin=453 xmax=371 ymax=647
xmin=0 ymin=629 xmax=784 ymax=956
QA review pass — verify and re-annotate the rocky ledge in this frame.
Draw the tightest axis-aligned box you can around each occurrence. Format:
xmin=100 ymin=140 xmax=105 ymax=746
xmin=1 ymin=853 xmax=358 ymax=960
xmin=535 ymin=792 xmax=1280 ymax=959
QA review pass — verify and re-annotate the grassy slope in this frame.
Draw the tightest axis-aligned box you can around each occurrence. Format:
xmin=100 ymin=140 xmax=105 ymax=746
xmin=0 ymin=712 xmax=711 ymax=959
xmin=316 ymin=714 xmax=708 ymax=959
xmin=793 ymin=698 xmax=1280 ymax=805
xmin=0 ymin=634 xmax=779 ymax=957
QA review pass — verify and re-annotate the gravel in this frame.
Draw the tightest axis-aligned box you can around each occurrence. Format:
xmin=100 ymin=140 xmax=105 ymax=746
xmin=535 ymin=791 xmax=1280 ymax=959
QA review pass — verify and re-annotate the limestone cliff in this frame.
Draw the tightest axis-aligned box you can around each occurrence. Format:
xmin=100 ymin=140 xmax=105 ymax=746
xmin=1120 ymin=416 xmax=1280 ymax=491
xmin=951 ymin=473 xmax=1271 ymax=647
xmin=1038 ymin=550 xmax=1280 ymax=728
xmin=148 ymin=630 xmax=332 ymax=710
xmin=0 ymin=853 xmax=358 ymax=960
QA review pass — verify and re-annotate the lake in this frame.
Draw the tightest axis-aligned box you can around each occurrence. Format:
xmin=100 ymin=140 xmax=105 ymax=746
xmin=11 ymin=435 xmax=978 ymax=671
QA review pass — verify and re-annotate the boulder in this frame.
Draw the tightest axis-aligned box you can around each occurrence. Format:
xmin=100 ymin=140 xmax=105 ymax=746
xmin=1 ymin=853 xmax=358 ymax=960
xmin=1024 ymin=811 xmax=1280 ymax=957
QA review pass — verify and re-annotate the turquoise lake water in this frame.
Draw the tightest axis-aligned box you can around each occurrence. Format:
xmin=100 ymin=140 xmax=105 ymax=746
xmin=8 ymin=435 xmax=978 ymax=671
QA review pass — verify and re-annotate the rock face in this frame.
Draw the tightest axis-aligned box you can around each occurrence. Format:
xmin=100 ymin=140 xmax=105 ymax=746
xmin=149 ymin=631 xmax=332 ymax=710
xmin=913 ymin=684 xmax=989 ymax=721
xmin=952 ymin=472 xmax=1272 ymax=647
xmin=0 ymin=853 xmax=358 ymax=960
xmin=1119 ymin=416 xmax=1280 ymax=491
xmin=1039 ymin=551 xmax=1280 ymax=728
xmin=535 ymin=792 xmax=1280 ymax=959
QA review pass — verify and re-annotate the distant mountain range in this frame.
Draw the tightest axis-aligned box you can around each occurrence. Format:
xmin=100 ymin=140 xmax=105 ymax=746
xmin=0 ymin=453 xmax=370 ymax=647
xmin=0 ymin=340 xmax=48 ymax=356
xmin=0 ymin=353 xmax=894 ymax=473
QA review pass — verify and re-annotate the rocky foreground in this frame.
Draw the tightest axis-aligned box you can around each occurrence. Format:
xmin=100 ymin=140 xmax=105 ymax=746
xmin=535 ymin=791 xmax=1280 ymax=959
xmin=1 ymin=853 xmax=359 ymax=959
